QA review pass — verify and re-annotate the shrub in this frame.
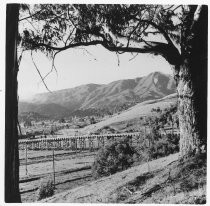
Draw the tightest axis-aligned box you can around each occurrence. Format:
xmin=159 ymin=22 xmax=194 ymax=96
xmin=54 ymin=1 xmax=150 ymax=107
xmin=37 ymin=177 xmax=54 ymax=200
xmin=92 ymin=137 xmax=135 ymax=179
xmin=147 ymin=133 xmax=180 ymax=160
xmin=134 ymin=132 xmax=180 ymax=162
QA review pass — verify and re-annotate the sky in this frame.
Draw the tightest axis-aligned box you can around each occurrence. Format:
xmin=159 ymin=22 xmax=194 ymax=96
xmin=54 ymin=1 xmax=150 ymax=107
xmin=17 ymin=2 xmax=176 ymax=101
xmin=18 ymin=45 xmax=173 ymax=100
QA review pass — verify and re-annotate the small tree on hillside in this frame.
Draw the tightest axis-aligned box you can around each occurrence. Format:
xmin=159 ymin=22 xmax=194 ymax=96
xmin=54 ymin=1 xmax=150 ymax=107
xmin=92 ymin=137 xmax=135 ymax=179
xmin=59 ymin=118 xmax=65 ymax=123
xmin=24 ymin=119 xmax=32 ymax=127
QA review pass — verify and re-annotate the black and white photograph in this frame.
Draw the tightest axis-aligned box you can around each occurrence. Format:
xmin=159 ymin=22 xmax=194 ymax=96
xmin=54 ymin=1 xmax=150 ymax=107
xmin=2 ymin=1 xmax=208 ymax=204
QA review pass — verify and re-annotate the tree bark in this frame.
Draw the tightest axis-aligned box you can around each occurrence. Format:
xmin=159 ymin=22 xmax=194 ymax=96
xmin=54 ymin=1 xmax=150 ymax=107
xmin=176 ymin=5 xmax=207 ymax=156
xmin=177 ymin=62 xmax=200 ymax=156
xmin=5 ymin=4 xmax=21 ymax=202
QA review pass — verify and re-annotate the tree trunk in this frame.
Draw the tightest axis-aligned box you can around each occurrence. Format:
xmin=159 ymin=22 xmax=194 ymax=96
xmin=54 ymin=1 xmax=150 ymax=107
xmin=177 ymin=62 xmax=200 ymax=156
xmin=176 ymin=5 xmax=207 ymax=156
xmin=5 ymin=4 xmax=21 ymax=202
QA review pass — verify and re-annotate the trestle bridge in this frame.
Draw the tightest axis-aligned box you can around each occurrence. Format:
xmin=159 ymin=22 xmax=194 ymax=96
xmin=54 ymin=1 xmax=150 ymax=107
xmin=19 ymin=132 xmax=146 ymax=151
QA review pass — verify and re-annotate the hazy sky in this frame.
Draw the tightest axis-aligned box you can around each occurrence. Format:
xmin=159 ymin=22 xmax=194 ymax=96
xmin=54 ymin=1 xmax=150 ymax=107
xmin=18 ymin=45 xmax=173 ymax=100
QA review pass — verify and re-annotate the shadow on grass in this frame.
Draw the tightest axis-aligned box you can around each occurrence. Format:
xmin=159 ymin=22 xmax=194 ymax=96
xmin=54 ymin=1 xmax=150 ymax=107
xmin=108 ymin=153 xmax=206 ymax=204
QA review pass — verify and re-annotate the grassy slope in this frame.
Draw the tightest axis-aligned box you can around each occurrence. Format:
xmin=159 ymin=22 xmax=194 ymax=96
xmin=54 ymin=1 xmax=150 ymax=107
xmin=81 ymin=93 xmax=177 ymax=134
xmin=111 ymin=153 xmax=206 ymax=204
xmin=40 ymin=153 xmax=206 ymax=203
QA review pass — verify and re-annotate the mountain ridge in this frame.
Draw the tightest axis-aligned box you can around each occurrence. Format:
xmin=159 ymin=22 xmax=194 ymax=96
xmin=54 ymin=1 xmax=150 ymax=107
xmin=19 ymin=72 xmax=176 ymax=118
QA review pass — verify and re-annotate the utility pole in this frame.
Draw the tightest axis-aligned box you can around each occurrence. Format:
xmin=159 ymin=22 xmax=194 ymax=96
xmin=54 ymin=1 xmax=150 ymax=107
xmin=52 ymin=146 xmax=56 ymax=189
xmin=25 ymin=142 xmax=28 ymax=175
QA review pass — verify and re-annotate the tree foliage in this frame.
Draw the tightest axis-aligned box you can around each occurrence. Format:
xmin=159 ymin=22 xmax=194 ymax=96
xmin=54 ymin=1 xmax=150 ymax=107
xmin=18 ymin=4 xmax=185 ymax=65
xmin=145 ymin=103 xmax=179 ymax=135
xmin=92 ymin=137 xmax=135 ymax=179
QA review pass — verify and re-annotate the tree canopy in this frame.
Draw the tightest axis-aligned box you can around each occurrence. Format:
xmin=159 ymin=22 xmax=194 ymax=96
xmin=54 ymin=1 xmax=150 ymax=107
xmin=19 ymin=4 xmax=188 ymax=66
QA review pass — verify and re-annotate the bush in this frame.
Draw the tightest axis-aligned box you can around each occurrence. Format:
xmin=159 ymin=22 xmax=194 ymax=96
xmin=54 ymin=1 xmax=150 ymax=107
xmin=92 ymin=137 xmax=135 ymax=179
xmin=92 ymin=130 xmax=180 ymax=179
xmin=146 ymin=133 xmax=180 ymax=160
xmin=134 ymin=133 xmax=180 ymax=162
xmin=37 ymin=177 xmax=54 ymax=200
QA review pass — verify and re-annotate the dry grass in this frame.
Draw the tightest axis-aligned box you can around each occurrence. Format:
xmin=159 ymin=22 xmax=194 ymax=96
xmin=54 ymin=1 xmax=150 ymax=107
xmin=113 ymin=153 xmax=207 ymax=204
xmin=40 ymin=153 xmax=179 ymax=203
xmin=39 ymin=152 xmax=206 ymax=204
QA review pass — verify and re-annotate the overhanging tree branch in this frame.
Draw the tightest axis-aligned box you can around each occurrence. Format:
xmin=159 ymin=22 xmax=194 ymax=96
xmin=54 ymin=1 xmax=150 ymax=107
xmin=19 ymin=8 xmax=44 ymax=21
xmin=135 ymin=18 xmax=174 ymax=46
xmin=31 ymin=50 xmax=52 ymax=92
xmin=40 ymin=50 xmax=60 ymax=83
xmin=32 ymin=38 xmax=181 ymax=65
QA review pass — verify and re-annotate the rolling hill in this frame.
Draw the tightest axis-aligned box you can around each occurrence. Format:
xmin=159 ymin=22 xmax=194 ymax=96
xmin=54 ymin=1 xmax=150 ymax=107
xmin=80 ymin=93 xmax=177 ymax=134
xmin=19 ymin=72 xmax=176 ymax=118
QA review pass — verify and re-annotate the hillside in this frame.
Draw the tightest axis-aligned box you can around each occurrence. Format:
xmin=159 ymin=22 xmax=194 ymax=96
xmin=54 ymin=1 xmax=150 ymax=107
xmin=19 ymin=72 xmax=176 ymax=117
xmin=18 ymin=102 xmax=70 ymax=118
xmin=81 ymin=72 xmax=175 ymax=109
xmin=81 ymin=93 xmax=177 ymax=134
xmin=40 ymin=153 xmax=206 ymax=203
